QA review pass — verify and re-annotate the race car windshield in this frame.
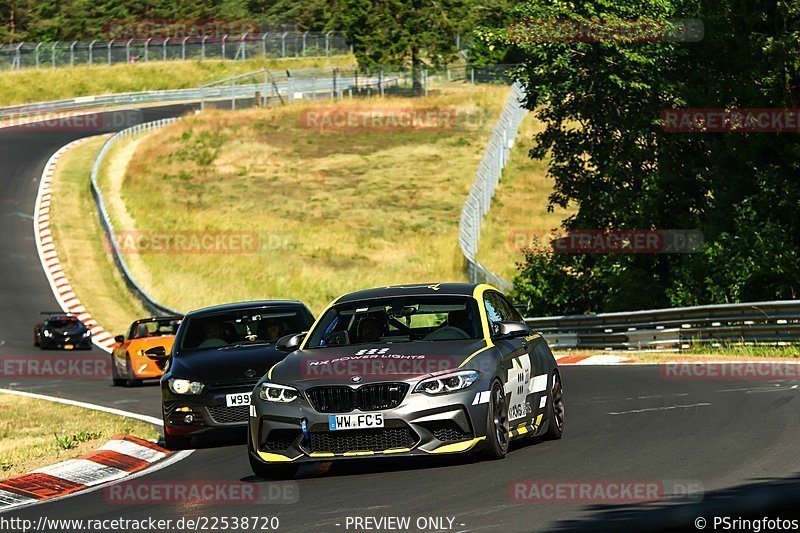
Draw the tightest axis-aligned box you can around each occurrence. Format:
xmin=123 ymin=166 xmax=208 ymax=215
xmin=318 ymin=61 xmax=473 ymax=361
xmin=48 ymin=318 xmax=80 ymax=329
xmin=129 ymin=318 xmax=181 ymax=339
xmin=305 ymin=296 xmax=483 ymax=348
xmin=180 ymin=309 xmax=307 ymax=351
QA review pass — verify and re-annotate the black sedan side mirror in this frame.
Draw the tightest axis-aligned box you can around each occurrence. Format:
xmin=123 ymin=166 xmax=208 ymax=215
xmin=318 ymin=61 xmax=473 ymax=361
xmin=276 ymin=332 xmax=306 ymax=352
xmin=492 ymin=321 xmax=530 ymax=339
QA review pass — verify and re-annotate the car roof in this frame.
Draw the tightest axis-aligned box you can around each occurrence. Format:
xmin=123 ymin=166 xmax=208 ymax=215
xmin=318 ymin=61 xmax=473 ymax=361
xmin=335 ymin=283 xmax=484 ymax=304
xmin=184 ymin=300 xmax=308 ymax=318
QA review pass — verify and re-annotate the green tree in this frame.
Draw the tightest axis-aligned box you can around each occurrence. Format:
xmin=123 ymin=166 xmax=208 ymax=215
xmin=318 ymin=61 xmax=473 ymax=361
xmin=482 ymin=0 xmax=800 ymax=314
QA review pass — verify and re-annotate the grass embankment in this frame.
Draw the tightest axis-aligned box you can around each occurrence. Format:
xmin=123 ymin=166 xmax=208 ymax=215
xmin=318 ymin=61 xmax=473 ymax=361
xmin=476 ymin=113 xmax=575 ymax=280
xmin=0 ymin=55 xmax=355 ymax=107
xmin=49 ymin=137 xmax=148 ymax=336
xmin=0 ymin=394 xmax=157 ymax=478
xmin=101 ymin=83 xmax=509 ymax=313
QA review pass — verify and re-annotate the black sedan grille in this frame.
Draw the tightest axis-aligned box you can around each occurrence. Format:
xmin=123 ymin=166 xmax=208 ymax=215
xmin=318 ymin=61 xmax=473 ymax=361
xmin=306 ymin=383 xmax=408 ymax=413
xmin=205 ymin=380 xmax=260 ymax=392
xmin=207 ymin=405 xmax=249 ymax=424
xmin=308 ymin=427 xmax=416 ymax=454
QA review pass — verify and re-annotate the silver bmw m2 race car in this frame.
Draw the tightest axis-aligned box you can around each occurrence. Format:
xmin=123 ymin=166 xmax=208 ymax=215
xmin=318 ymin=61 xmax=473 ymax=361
xmin=247 ymin=283 xmax=564 ymax=478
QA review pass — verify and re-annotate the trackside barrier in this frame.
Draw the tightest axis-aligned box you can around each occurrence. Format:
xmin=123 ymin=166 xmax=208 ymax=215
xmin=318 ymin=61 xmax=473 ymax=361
xmin=90 ymin=119 xmax=182 ymax=316
xmin=527 ymin=300 xmax=800 ymax=350
xmin=458 ymin=82 xmax=528 ymax=291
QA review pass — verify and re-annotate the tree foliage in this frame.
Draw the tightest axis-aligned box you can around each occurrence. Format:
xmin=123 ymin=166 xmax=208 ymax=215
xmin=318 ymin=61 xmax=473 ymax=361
xmin=481 ymin=0 xmax=800 ymax=314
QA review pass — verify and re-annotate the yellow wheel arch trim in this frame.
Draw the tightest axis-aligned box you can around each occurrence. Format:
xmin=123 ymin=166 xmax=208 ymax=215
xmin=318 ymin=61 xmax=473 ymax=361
xmin=257 ymin=451 xmax=302 ymax=463
xmin=425 ymin=436 xmax=486 ymax=454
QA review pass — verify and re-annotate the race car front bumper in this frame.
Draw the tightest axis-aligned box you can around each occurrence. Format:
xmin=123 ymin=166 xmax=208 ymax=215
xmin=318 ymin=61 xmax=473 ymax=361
xmin=248 ymin=383 xmax=493 ymax=464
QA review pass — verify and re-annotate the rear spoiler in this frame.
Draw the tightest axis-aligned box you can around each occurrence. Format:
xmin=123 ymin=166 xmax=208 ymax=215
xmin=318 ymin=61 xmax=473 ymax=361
xmin=40 ymin=311 xmax=74 ymax=316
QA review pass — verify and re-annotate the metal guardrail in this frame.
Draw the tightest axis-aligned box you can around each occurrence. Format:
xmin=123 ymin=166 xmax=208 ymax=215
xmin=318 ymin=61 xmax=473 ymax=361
xmin=458 ymin=81 xmax=528 ymax=290
xmin=90 ymin=119 xmax=182 ymax=316
xmin=0 ymin=32 xmax=351 ymax=71
xmin=526 ymin=300 xmax=800 ymax=350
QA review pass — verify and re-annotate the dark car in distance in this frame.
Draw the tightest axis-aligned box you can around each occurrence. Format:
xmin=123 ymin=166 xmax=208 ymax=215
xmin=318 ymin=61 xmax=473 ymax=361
xmin=159 ymin=301 xmax=314 ymax=450
xmin=34 ymin=312 xmax=92 ymax=350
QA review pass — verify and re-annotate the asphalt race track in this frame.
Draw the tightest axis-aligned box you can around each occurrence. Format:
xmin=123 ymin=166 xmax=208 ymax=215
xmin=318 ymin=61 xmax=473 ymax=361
xmin=2 ymin=107 xmax=800 ymax=531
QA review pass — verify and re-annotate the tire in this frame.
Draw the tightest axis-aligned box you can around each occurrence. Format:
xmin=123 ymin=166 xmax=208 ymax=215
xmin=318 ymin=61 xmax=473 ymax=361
xmin=124 ymin=354 xmax=142 ymax=387
xmin=33 ymin=334 xmax=39 ymax=347
xmin=111 ymin=354 xmax=125 ymax=386
xmin=544 ymin=370 xmax=564 ymax=440
xmin=480 ymin=379 xmax=509 ymax=460
xmin=247 ymin=431 xmax=298 ymax=479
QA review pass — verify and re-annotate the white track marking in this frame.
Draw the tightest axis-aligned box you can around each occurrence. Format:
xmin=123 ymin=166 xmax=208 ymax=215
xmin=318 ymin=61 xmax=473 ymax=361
xmin=0 ymin=388 xmax=162 ymax=426
xmin=608 ymin=403 xmax=712 ymax=415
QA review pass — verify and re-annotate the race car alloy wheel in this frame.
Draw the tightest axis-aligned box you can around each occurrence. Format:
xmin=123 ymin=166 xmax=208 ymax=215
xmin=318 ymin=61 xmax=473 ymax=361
xmin=545 ymin=370 xmax=564 ymax=440
xmin=481 ymin=380 xmax=509 ymax=459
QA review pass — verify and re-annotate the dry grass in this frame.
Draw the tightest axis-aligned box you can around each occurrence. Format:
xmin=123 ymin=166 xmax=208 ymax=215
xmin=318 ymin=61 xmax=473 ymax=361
xmin=0 ymin=394 xmax=157 ymax=478
xmin=475 ymin=113 xmax=576 ymax=280
xmin=49 ymin=137 xmax=148 ymax=336
xmin=0 ymin=55 xmax=356 ymax=107
xmin=104 ymin=83 xmax=509 ymax=313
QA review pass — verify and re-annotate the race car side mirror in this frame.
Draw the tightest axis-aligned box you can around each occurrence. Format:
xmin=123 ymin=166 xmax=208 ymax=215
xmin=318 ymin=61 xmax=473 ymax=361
xmin=114 ymin=335 xmax=124 ymax=343
xmin=492 ymin=321 xmax=530 ymax=340
xmin=277 ymin=332 xmax=306 ymax=352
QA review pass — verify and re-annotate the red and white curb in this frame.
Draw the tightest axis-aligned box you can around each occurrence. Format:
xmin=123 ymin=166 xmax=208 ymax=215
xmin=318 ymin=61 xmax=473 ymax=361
xmin=554 ymin=354 xmax=634 ymax=365
xmin=0 ymin=435 xmax=170 ymax=512
xmin=33 ymin=137 xmax=116 ymax=353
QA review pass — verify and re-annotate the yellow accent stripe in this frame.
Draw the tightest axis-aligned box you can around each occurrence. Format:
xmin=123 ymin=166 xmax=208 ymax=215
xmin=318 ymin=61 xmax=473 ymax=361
xmin=309 ymin=452 xmax=335 ymax=458
xmin=343 ymin=450 xmax=375 ymax=457
xmin=458 ymin=344 xmax=493 ymax=369
xmin=266 ymin=363 xmax=279 ymax=380
xmin=299 ymin=294 xmax=344 ymax=350
xmin=257 ymin=451 xmax=302 ymax=463
xmin=383 ymin=447 xmax=411 ymax=454
xmin=426 ymin=436 xmax=486 ymax=454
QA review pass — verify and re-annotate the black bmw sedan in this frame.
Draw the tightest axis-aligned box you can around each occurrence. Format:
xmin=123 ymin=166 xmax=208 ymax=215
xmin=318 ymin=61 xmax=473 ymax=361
xmin=158 ymin=300 xmax=314 ymax=449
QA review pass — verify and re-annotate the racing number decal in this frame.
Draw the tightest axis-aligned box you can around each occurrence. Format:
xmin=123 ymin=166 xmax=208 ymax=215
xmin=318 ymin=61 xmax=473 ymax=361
xmin=506 ymin=355 xmax=532 ymax=421
xmin=355 ymin=348 xmax=390 ymax=356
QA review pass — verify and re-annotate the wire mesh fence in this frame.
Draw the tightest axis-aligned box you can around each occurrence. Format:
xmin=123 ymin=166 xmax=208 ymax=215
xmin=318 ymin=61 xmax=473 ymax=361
xmin=0 ymin=32 xmax=352 ymax=71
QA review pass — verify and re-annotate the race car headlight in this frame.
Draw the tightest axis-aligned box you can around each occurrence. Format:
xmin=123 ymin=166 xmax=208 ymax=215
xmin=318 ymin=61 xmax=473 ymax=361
xmin=169 ymin=379 xmax=204 ymax=395
xmin=43 ymin=330 xmax=52 ymax=337
xmin=414 ymin=370 xmax=480 ymax=395
xmin=258 ymin=383 xmax=299 ymax=403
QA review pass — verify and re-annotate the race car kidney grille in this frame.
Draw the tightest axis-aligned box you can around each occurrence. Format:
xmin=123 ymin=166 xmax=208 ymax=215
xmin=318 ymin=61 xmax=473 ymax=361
xmin=308 ymin=427 xmax=417 ymax=454
xmin=306 ymin=383 xmax=408 ymax=413
xmin=207 ymin=405 xmax=249 ymax=424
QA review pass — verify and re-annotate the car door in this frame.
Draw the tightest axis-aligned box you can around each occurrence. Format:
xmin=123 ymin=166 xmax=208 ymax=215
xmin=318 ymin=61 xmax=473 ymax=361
xmin=483 ymin=291 xmax=533 ymax=426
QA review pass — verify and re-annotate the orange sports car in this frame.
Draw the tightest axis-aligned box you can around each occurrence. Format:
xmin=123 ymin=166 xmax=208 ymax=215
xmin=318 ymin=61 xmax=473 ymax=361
xmin=111 ymin=316 xmax=182 ymax=386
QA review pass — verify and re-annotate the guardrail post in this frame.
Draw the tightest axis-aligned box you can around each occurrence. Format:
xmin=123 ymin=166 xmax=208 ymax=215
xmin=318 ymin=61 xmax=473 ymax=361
xmin=222 ymin=35 xmax=227 ymax=60
xmin=281 ymin=32 xmax=288 ymax=58
xmin=51 ymin=41 xmax=58 ymax=68
xmin=302 ymin=31 xmax=308 ymax=56
xmin=182 ymin=37 xmax=188 ymax=60
xmin=202 ymin=36 xmax=208 ymax=61
xmin=126 ymin=39 xmax=132 ymax=63
xmin=325 ymin=31 xmax=332 ymax=57
xmin=35 ymin=42 xmax=42 ymax=68
xmin=144 ymin=38 xmax=151 ymax=62
xmin=107 ymin=39 xmax=114 ymax=65
xmin=163 ymin=38 xmax=169 ymax=61
xmin=240 ymin=34 xmax=247 ymax=61
xmin=88 ymin=40 xmax=95 ymax=65
xmin=261 ymin=33 xmax=268 ymax=57
xmin=70 ymin=41 xmax=76 ymax=66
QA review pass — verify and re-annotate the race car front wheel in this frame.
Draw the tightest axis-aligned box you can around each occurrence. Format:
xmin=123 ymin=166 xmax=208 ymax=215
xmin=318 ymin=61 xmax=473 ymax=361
xmin=480 ymin=379 xmax=509 ymax=460
xmin=544 ymin=370 xmax=564 ymax=440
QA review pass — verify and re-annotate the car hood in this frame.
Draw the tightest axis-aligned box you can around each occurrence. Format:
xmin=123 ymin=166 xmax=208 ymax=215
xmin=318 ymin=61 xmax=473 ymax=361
xmin=170 ymin=344 xmax=287 ymax=384
xmin=270 ymin=339 xmax=489 ymax=386
xmin=130 ymin=336 xmax=176 ymax=351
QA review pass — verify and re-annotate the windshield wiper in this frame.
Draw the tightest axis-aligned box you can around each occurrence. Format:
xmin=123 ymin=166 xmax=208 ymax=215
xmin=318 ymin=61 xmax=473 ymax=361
xmin=217 ymin=341 xmax=272 ymax=350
